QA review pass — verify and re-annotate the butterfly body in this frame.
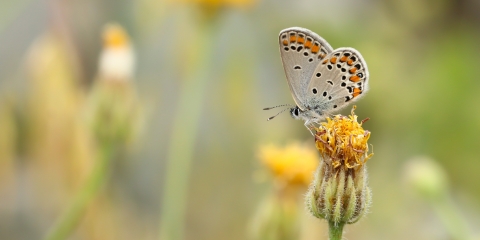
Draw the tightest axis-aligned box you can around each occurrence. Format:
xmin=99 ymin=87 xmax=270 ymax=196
xmin=277 ymin=27 xmax=369 ymax=128
xmin=289 ymin=105 xmax=324 ymax=125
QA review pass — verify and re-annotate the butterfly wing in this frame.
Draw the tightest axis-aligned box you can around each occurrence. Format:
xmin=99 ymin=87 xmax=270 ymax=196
xmin=279 ymin=27 xmax=333 ymax=110
xmin=305 ymin=47 xmax=369 ymax=114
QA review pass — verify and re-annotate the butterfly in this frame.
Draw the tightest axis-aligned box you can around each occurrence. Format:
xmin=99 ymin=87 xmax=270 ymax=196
xmin=265 ymin=27 xmax=369 ymax=132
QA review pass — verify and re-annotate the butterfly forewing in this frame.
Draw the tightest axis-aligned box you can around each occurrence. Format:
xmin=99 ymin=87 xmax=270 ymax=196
xmin=279 ymin=27 xmax=333 ymax=110
xmin=305 ymin=47 xmax=369 ymax=114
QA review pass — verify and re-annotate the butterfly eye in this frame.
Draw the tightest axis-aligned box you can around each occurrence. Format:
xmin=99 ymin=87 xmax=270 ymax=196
xmin=294 ymin=108 xmax=299 ymax=116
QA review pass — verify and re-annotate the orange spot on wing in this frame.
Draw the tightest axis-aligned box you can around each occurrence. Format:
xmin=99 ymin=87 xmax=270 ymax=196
xmin=347 ymin=59 xmax=354 ymax=65
xmin=349 ymin=67 xmax=357 ymax=74
xmin=297 ymin=37 xmax=305 ymax=44
xmin=349 ymin=75 xmax=361 ymax=82
xmin=319 ymin=53 xmax=326 ymax=59
xmin=304 ymin=40 xmax=312 ymax=48
xmin=282 ymin=39 xmax=288 ymax=46
xmin=290 ymin=35 xmax=297 ymax=43
xmin=353 ymin=88 xmax=362 ymax=97
xmin=340 ymin=56 xmax=348 ymax=62
xmin=330 ymin=57 xmax=337 ymax=64
xmin=322 ymin=59 xmax=328 ymax=64
xmin=311 ymin=44 xmax=320 ymax=53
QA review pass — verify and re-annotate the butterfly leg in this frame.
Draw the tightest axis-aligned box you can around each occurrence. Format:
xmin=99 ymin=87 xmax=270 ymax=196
xmin=304 ymin=119 xmax=317 ymax=136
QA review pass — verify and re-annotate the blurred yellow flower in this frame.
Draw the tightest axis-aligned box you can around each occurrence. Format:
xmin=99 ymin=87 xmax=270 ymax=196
xmin=99 ymin=23 xmax=135 ymax=81
xmin=258 ymin=143 xmax=318 ymax=188
xmin=44 ymin=23 xmax=143 ymax=240
xmin=315 ymin=106 xmax=373 ymax=169
xmin=103 ymin=23 xmax=130 ymax=49
xmin=176 ymin=0 xmax=256 ymax=9
xmin=253 ymin=143 xmax=320 ymax=240
xmin=87 ymin=24 xmax=142 ymax=147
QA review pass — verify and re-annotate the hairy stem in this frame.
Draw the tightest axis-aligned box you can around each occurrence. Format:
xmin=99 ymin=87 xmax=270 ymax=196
xmin=328 ymin=221 xmax=345 ymax=240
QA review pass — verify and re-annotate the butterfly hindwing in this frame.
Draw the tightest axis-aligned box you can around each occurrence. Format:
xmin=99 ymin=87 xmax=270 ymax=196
xmin=305 ymin=47 xmax=369 ymax=114
xmin=279 ymin=27 xmax=333 ymax=110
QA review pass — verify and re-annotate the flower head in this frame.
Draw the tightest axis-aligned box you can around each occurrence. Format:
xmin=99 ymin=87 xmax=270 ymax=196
xmin=314 ymin=106 xmax=373 ymax=170
xmin=306 ymin=106 xmax=373 ymax=228
xmin=88 ymin=23 xmax=142 ymax=147
xmin=253 ymin=143 xmax=319 ymax=240
xmin=99 ymin=23 xmax=135 ymax=81
xmin=177 ymin=0 xmax=256 ymax=10
xmin=258 ymin=143 xmax=318 ymax=189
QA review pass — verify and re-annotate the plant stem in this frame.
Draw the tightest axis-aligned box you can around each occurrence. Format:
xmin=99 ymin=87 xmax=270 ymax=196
xmin=158 ymin=16 xmax=217 ymax=240
xmin=432 ymin=196 xmax=472 ymax=240
xmin=44 ymin=143 xmax=114 ymax=240
xmin=328 ymin=222 xmax=345 ymax=240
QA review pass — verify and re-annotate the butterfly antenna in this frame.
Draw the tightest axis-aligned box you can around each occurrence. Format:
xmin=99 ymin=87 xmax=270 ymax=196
xmin=267 ymin=107 xmax=291 ymax=121
xmin=263 ymin=104 xmax=293 ymax=110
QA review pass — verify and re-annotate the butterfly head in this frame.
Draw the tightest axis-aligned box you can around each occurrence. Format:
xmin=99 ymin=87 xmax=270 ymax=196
xmin=290 ymin=106 xmax=302 ymax=120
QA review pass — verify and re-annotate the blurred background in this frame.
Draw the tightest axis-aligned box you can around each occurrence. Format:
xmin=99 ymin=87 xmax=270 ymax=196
xmin=0 ymin=0 xmax=480 ymax=239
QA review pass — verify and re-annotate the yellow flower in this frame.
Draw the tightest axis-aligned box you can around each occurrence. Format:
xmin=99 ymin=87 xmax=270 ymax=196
xmin=258 ymin=143 xmax=318 ymax=188
xmin=253 ymin=143 xmax=320 ymax=240
xmin=314 ymin=106 xmax=373 ymax=170
xmin=306 ymin=106 xmax=373 ymax=236
xmin=88 ymin=23 xmax=142 ymax=146
xmin=176 ymin=0 xmax=256 ymax=9
xmin=99 ymin=23 xmax=135 ymax=81
xmin=173 ymin=0 xmax=257 ymax=19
